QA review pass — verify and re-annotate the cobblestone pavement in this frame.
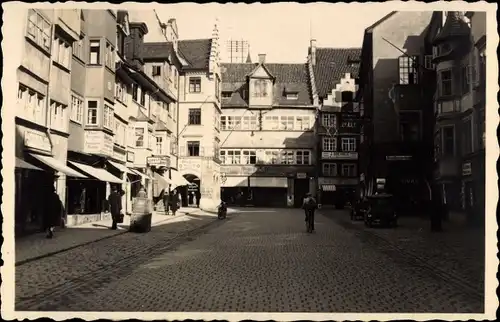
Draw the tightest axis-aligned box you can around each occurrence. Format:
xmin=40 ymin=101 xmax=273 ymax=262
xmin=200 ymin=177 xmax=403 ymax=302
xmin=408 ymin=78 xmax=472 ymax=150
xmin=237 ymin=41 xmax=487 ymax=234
xmin=15 ymin=208 xmax=484 ymax=313
xmin=320 ymin=209 xmax=485 ymax=297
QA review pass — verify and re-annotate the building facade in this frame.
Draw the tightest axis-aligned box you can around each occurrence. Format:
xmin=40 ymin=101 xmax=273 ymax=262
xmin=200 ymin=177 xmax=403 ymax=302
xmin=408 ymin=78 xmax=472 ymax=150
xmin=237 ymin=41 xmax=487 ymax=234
xmin=430 ymin=11 xmax=486 ymax=225
xmin=308 ymin=40 xmax=362 ymax=207
xmin=219 ymin=54 xmax=316 ymax=208
xmin=357 ymin=11 xmax=436 ymax=213
xmin=15 ymin=8 xmax=85 ymax=235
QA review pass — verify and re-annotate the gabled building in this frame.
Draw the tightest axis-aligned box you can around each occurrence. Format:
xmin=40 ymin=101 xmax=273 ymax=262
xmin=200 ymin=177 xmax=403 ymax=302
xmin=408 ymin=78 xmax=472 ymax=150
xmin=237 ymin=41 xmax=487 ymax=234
xmin=219 ymin=54 xmax=316 ymax=208
xmin=357 ymin=11 xmax=435 ymax=213
xmin=308 ymin=40 xmax=362 ymax=207
xmin=430 ymin=11 xmax=486 ymax=226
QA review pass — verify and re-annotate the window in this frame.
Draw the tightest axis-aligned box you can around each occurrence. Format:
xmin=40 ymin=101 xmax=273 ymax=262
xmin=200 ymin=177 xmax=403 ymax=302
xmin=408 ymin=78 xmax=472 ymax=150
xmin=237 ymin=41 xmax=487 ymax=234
xmin=187 ymin=141 xmax=200 ymax=156
xmin=17 ymin=84 xmax=45 ymax=125
xmin=27 ymin=9 xmax=51 ymax=52
xmin=170 ymin=136 xmax=178 ymax=155
xmin=103 ymin=104 xmax=113 ymax=129
xmin=341 ymin=121 xmax=355 ymax=128
xmin=105 ymin=42 xmax=114 ymax=69
xmin=156 ymin=136 xmax=163 ymax=155
xmin=114 ymin=121 xmax=126 ymax=147
xmin=188 ymin=108 xmax=201 ymax=125
xmin=89 ymin=40 xmax=100 ymax=64
xmin=461 ymin=65 xmax=470 ymax=94
xmin=189 ymin=77 xmax=201 ymax=93
xmin=49 ymin=101 xmax=67 ymax=132
xmin=341 ymin=138 xmax=356 ymax=152
xmin=219 ymin=150 xmax=226 ymax=164
xmin=253 ymin=80 xmax=269 ymax=97
xmin=265 ymin=116 xmax=279 ymax=130
xmin=462 ymin=117 xmax=473 ymax=155
xmin=478 ymin=108 xmax=485 ymax=150
xmin=296 ymin=116 xmax=311 ymax=130
xmin=341 ymin=91 xmax=354 ymax=102
xmin=222 ymin=91 xmax=232 ymax=98
xmin=135 ymin=128 xmax=144 ymax=147
xmin=286 ymin=93 xmax=298 ymax=100
xmin=323 ymin=163 xmax=337 ymax=176
xmin=296 ymin=151 xmax=310 ymax=165
xmin=174 ymin=69 xmax=178 ymax=88
xmin=280 ymin=150 xmax=295 ymax=165
xmin=225 ymin=116 xmax=241 ymax=130
xmin=279 ymin=116 xmax=295 ymax=130
xmin=442 ymin=126 xmax=455 ymax=156
xmin=115 ymin=82 xmax=127 ymax=103
xmin=341 ymin=164 xmax=357 ymax=177
xmin=398 ymin=55 xmax=419 ymax=85
xmin=242 ymin=150 xmax=257 ymax=164
xmin=72 ymin=38 xmax=85 ymax=62
xmin=152 ymin=65 xmax=162 ymax=76
xmin=322 ymin=137 xmax=337 ymax=151
xmin=265 ymin=150 xmax=280 ymax=164
xmin=140 ymin=88 xmax=146 ymax=106
xmin=439 ymin=70 xmax=453 ymax=96
xmin=424 ymin=55 xmax=434 ymax=70
xmin=241 ymin=115 xmax=258 ymax=130
xmin=52 ymin=36 xmax=71 ymax=69
xmin=321 ymin=114 xmax=336 ymax=128
xmin=70 ymin=95 xmax=83 ymax=123
xmin=216 ymin=76 xmax=220 ymax=100
xmin=86 ymin=100 xmax=98 ymax=125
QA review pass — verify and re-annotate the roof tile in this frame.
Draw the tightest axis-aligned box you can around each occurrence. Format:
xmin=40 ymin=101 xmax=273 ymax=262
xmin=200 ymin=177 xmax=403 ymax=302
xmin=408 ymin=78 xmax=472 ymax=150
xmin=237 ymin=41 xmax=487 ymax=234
xmin=312 ymin=48 xmax=361 ymax=98
xmin=143 ymin=39 xmax=212 ymax=71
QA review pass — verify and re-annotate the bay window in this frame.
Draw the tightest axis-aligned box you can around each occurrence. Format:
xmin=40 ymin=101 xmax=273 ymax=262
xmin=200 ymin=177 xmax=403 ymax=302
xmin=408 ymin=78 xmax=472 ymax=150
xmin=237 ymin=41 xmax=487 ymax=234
xmin=89 ymin=40 xmax=100 ymax=65
xmin=189 ymin=77 xmax=201 ymax=93
xmin=135 ymin=128 xmax=144 ymax=147
xmin=296 ymin=116 xmax=311 ymax=130
xmin=242 ymin=150 xmax=257 ymax=164
xmin=17 ymin=84 xmax=45 ymax=125
xmin=132 ymin=83 xmax=139 ymax=102
xmin=265 ymin=116 xmax=279 ymax=130
xmin=103 ymin=104 xmax=113 ymax=130
xmin=439 ymin=69 xmax=453 ymax=96
xmin=70 ymin=94 xmax=83 ymax=123
xmin=398 ymin=55 xmax=419 ymax=85
xmin=27 ymin=9 xmax=51 ymax=52
xmin=265 ymin=150 xmax=279 ymax=164
xmin=52 ymin=35 xmax=71 ymax=69
xmin=280 ymin=150 xmax=294 ymax=165
xmin=442 ymin=126 xmax=455 ymax=156
xmin=280 ymin=116 xmax=295 ymax=130
xmin=156 ymin=136 xmax=163 ymax=155
xmin=462 ymin=117 xmax=473 ymax=155
xmin=86 ymin=100 xmax=98 ymax=125
xmin=49 ymin=100 xmax=67 ymax=132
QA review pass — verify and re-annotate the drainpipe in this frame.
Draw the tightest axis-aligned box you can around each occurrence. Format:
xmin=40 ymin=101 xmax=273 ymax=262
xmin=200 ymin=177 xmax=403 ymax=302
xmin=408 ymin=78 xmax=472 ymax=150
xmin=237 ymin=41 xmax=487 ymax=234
xmin=45 ymin=21 xmax=58 ymax=195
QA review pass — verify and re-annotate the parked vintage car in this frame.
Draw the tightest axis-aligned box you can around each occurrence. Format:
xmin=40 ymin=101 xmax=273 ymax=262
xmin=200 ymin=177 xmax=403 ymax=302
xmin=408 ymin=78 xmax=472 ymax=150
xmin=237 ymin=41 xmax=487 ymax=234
xmin=351 ymin=198 xmax=369 ymax=221
xmin=364 ymin=193 xmax=398 ymax=228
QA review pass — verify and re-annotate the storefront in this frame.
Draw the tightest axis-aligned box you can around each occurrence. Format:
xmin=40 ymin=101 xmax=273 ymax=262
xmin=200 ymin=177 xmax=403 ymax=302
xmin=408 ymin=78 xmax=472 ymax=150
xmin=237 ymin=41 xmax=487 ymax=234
xmin=318 ymin=177 xmax=358 ymax=208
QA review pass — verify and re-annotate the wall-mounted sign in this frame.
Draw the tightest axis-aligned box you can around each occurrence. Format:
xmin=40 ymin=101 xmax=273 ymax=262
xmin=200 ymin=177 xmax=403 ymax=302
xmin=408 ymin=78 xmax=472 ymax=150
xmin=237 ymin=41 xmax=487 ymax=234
xmin=147 ymin=156 xmax=171 ymax=168
xmin=462 ymin=162 xmax=472 ymax=176
xmin=113 ymin=150 xmax=126 ymax=163
xmin=322 ymin=152 xmax=358 ymax=160
xmin=84 ymin=131 xmax=113 ymax=156
xmin=24 ymin=129 xmax=51 ymax=152
xmin=318 ymin=177 xmax=358 ymax=186
xmin=220 ymin=165 xmax=314 ymax=177
xmin=127 ymin=151 xmax=135 ymax=162
xmin=386 ymin=155 xmax=412 ymax=161
xmin=296 ymin=172 xmax=307 ymax=179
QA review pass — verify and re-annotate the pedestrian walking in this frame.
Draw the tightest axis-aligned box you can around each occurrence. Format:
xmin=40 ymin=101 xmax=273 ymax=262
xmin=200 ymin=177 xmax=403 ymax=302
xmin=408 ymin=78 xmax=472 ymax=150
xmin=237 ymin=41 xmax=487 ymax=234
xmin=169 ymin=189 xmax=180 ymax=216
xmin=302 ymin=192 xmax=318 ymax=233
xmin=196 ymin=190 xmax=201 ymax=208
xmin=163 ymin=189 xmax=170 ymax=215
xmin=108 ymin=185 xmax=123 ymax=230
xmin=43 ymin=186 xmax=63 ymax=239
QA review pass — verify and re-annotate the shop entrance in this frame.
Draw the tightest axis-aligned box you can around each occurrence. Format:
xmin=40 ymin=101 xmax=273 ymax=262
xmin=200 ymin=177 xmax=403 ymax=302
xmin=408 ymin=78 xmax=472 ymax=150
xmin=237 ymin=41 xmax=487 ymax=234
xmin=180 ymin=174 xmax=201 ymax=207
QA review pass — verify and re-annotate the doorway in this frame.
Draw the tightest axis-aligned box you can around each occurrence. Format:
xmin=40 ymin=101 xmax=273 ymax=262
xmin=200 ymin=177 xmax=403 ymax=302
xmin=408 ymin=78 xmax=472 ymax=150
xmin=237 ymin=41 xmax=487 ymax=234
xmin=181 ymin=174 xmax=201 ymax=208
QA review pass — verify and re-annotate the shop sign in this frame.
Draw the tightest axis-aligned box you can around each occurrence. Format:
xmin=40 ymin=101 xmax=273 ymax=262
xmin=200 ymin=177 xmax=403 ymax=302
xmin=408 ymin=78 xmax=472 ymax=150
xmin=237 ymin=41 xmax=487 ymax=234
xmin=462 ymin=162 xmax=472 ymax=176
xmin=113 ymin=150 xmax=126 ymax=163
xmin=296 ymin=172 xmax=307 ymax=179
xmin=322 ymin=152 xmax=358 ymax=160
xmin=386 ymin=155 xmax=412 ymax=161
xmin=127 ymin=151 xmax=135 ymax=162
xmin=220 ymin=165 xmax=259 ymax=176
xmin=318 ymin=177 xmax=358 ymax=185
xmin=84 ymin=131 xmax=113 ymax=156
xmin=24 ymin=129 xmax=51 ymax=152
xmin=147 ymin=156 xmax=171 ymax=167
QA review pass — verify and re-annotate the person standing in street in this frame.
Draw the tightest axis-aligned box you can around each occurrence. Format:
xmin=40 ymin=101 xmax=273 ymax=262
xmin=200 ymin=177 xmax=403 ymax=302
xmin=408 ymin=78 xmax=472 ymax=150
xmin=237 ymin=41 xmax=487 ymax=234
xmin=169 ymin=189 xmax=179 ymax=215
xmin=108 ymin=185 xmax=122 ymax=230
xmin=43 ymin=186 xmax=63 ymax=239
xmin=163 ymin=188 xmax=170 ymax=215
xmin=302 ymin=192 xmax=318 ymax=233
xmin=195 ymin=190 xmax=201 ymax=208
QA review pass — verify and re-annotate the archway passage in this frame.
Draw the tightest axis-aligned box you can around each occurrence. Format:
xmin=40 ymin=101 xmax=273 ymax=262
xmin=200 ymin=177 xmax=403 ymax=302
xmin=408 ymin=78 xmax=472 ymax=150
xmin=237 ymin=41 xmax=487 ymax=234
xmin=181 ymin=174 xmax=201 ymax=208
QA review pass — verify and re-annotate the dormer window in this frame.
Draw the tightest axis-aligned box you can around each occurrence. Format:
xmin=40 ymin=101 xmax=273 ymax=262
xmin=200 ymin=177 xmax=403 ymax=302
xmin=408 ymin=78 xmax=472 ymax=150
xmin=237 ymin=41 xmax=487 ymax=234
xmin=253 ymin=80 xmax=269 ymax=97
xmin=286 ymin=92 xmax=298 ymax=100
xmin=222 ymin=91 xmax=232 ymax=99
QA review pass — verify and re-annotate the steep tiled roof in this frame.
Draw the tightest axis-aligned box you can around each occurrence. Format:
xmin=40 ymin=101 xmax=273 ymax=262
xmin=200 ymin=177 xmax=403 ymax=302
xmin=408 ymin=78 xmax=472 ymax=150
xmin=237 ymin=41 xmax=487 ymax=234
xmin=313 ymin=48 xmax=361 ymax=98
xmin=178 ymin=39 xmax=212 ymax=70
xmin=142 ymin=38 xmax=211 ymax=70
xmin=220 ymin=63 xmax=312 ymax=107
xmin=433 ymin=12 xmax=470 ymax=45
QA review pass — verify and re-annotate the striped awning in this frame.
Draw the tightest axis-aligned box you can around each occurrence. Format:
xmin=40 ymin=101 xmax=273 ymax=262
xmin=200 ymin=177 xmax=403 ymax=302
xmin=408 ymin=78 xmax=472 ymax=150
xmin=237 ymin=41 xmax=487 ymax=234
xmin=16 ymin=157 xmax=43 ymax=171
xmin=322 ymin=184 xmax=336 ymax=192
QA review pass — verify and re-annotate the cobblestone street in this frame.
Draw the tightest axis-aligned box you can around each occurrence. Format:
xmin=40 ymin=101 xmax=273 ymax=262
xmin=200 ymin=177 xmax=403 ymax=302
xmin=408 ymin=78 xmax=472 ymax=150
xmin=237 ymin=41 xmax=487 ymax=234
xmin=15 ymin=208 xmax=484 ymax=313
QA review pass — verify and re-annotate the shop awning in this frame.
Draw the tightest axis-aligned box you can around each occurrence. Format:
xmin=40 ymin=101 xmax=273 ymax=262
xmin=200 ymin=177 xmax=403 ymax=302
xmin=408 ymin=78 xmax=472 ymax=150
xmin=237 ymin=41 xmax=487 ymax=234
xmin=107 ymin=160 xmax=134 ymax=174
xmin=153 ymin=172 xmax=171 ymax=191
xmin=322 ymin=184 xmax=336 ymax=192
xmin=30 ymin=154 xmax=87 ymax=178
xmin=68 ymin=161 xmax=124 ymax=184
xmin=221 ymin=176 xmax=248 ymax=187
xmin=129 ymin=168 xmax=154 ymax=181
xmin=170 ymin=169 xmax=190 ymax=187
xmin=16 ymin=157 xmax=43 ymax=171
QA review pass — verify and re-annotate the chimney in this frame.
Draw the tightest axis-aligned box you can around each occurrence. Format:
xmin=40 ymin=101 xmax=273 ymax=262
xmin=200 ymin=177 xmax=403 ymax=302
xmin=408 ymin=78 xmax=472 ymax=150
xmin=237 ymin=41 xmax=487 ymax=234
xmin=125 ymin=22 xmax=149 ymax=70
xmin=310 ymin=39 xmax=317 ymax=66
xmin=258 ymin=53 xmax=266 ymax=64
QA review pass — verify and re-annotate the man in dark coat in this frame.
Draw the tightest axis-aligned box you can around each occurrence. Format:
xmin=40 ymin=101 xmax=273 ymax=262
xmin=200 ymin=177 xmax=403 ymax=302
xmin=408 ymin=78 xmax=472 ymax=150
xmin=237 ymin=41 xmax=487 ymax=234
xmin=169 ymin=189 xmax=179 ymax=215
xmin=163 ymin=188 xmax=170 ymax=215
xmin=108 ymin=186 xmax=122 ymax=230
xmin=302 ymin=192 xmax=318 ymax=232
xmin=44 ymin=187 xmax=62 ymax=239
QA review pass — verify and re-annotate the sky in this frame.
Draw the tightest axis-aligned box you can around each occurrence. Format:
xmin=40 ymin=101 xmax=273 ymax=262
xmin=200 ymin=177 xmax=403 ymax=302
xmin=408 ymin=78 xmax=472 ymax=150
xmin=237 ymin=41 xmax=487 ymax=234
xmin=156 ymin=3 xmax=392 ymax=63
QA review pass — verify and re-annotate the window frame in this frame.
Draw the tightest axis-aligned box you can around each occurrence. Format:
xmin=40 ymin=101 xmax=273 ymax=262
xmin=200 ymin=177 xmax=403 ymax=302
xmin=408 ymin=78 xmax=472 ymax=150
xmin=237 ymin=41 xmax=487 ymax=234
xmin=89 ymin=39 xmax=101 ymax=65
xmin=322 ymin=137 xmax=337 ymax=151
xmin=189 ymin=77 xmax=202 ymax=93
xmin=439 ymin=69 xmax=453 ymax=97
xmin=341 ymin=137 xmax=356 ymax=152
xmin=322 ymin=163 xmax=337 ymax=176
xmin=295 ymin=150 xmax=311 ymax=165
xmin=340 ymin=163 xmax=357 ymax=177
xmin=398 ymin=55 xmax=419 ymax=85
xmin=103 ymin=104 xmax=114 ymax=130
xmin=26 ymin=9 xmax=51 ymax=52
xmin=187 ymin=141 xmax=201 ymax=157
xmin=441 ymin=125 xmax=455 ymax=156
xmin=86 ymin=99 xmax=99 ymax=126
xmin=70 ymin=94 xmax=84 ymax=124
xmin=135 ymin=127 xmax=145 ymax=148
xmin=321 ymin=113 xmax=336 ymax=128
xmin=188 ymin=108 xmax=202 ymax=125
